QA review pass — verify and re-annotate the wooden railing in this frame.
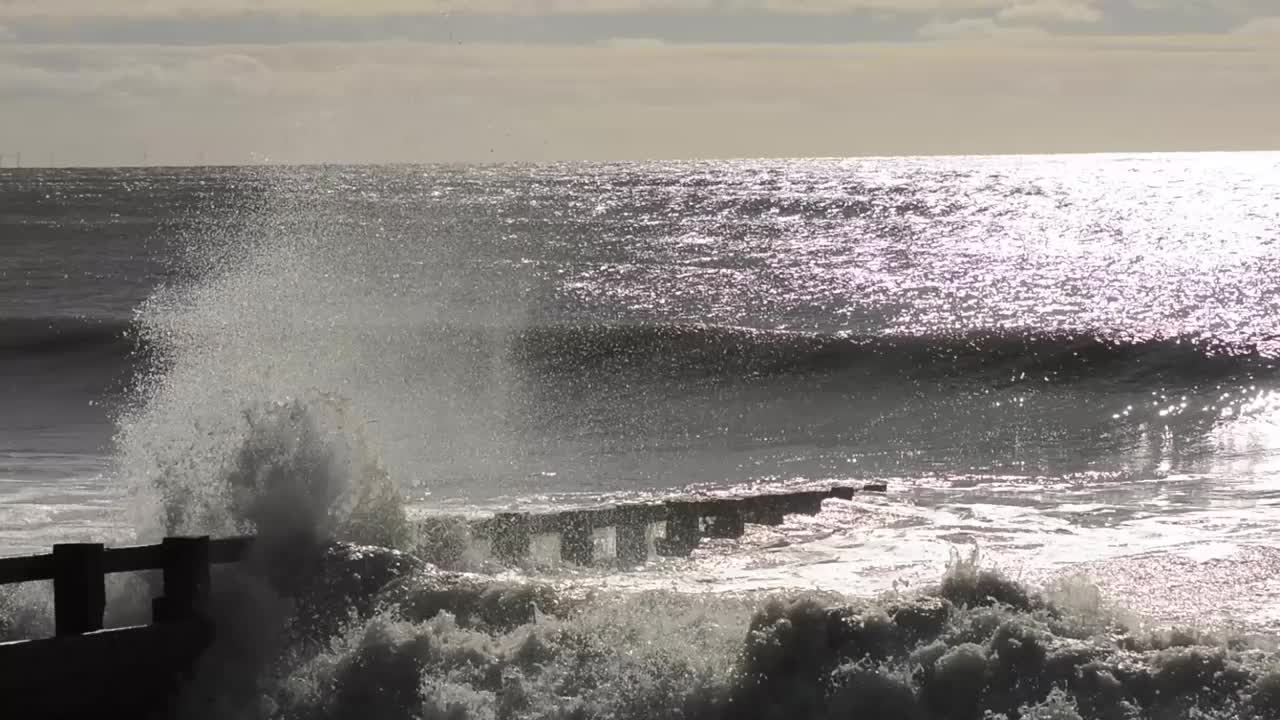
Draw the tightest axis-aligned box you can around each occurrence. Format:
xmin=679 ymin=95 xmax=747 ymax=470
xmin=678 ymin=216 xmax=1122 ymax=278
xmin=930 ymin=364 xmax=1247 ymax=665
xmin=0 ymin=535 xmax=254 ymax=636
xmin=0 ymin=535 xmax=256 ymax=717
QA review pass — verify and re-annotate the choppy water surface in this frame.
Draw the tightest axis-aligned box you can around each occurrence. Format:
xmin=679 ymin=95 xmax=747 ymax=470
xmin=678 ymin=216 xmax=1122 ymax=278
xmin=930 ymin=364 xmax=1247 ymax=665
xmin=2 ymin=153 xmax=1280 ymax=718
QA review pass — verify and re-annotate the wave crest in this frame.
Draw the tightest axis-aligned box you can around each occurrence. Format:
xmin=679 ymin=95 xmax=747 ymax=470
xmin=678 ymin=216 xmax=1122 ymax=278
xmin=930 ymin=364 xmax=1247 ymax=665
xmin=513 ymin=323 xmax=1280 ymax=383
xmin=11 ymin=313 xmax=1276 ymax=393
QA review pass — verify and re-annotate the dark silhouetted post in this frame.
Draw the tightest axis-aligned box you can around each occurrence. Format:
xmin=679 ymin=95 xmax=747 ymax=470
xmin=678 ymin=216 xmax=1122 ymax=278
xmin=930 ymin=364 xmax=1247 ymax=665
xmin=704 ymin=503 xmax=745 ymax=539
xmin=658 ymin=503 xmax=702 ymax=556
xmin=615 ymin=522 xmax=648 ymax=565
xmin=742 ymin=496 xmax=785 ymax=525
xmin=152 ymin=536 xmax=211 ymax=623
xmin=491 ymin=514 xmax=531 ymax=564
xmin=53 ymin=543 xmax=106 ymax=636
xmin=560 ymin=512 xmax=594 ymax=565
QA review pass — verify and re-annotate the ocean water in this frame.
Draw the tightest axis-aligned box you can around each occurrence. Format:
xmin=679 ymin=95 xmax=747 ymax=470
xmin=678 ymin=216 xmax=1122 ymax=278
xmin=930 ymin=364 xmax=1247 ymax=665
xmin=3 ymin=153 xmax=1280 ymax=718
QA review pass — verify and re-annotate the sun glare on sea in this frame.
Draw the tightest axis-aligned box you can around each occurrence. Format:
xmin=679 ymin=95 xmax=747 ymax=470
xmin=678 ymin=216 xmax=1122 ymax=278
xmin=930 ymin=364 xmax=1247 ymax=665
xmin=1211 ymin=388 xmax=1280 ymax=477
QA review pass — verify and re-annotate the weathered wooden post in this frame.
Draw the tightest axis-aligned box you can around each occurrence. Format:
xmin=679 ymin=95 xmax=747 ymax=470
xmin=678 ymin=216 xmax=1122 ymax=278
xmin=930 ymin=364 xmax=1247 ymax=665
xmin=605 ymin=506 xmax=653 ymax=565
xmin=742 ymin=496 xmax=786 ymax=526
xmin=491 ymin=514 xmax=531 ymax=564
xmin=614 ymin=521 xmax=649 ymax=565
xmin=559 ymin=512 xmax=594 ymax=565
xmin=657 ymin=502 xmax=702 ymax=556
xmin=152 ymin=536 xmax=211 ymax=623
xmin=52 ymin=543 xmax=105 ymax=636
xmin=703 ymin=500 xmax=745 ymax=539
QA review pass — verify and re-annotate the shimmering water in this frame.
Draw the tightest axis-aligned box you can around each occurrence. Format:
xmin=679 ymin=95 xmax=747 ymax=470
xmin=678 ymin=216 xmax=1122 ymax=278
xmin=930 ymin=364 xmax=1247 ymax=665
xmin=3 ymin=153 xmax=1280 ymax=718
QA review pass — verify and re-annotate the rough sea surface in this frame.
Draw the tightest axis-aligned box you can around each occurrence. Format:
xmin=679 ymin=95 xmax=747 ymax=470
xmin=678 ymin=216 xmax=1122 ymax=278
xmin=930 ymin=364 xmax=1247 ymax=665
xmin=3 ymin=153 xmax=1280 ymax=719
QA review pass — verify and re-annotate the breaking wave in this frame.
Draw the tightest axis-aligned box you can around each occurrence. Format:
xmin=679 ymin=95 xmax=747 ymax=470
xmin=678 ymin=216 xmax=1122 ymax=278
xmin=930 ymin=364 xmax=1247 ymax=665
xmin=0 ymin=317 xmax=138 ymax=356
xmin=6 ymin=314 xmax=1278 ymax=392
xmin=511 ymin=324 xmax=1280 ymax=384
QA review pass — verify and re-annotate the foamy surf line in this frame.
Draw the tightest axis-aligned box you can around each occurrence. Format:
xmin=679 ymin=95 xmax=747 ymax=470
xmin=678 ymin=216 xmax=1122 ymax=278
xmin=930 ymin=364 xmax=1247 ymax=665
xmin=8 ymin=470 xmax=1280 ymax=628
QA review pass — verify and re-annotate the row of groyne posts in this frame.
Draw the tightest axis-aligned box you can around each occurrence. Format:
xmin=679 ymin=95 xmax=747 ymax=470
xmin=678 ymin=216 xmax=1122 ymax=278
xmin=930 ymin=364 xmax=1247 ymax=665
xmin=470 ymin=484 xmax=885 ymax=565
xmin=0 ymin=483 xmax=882 ymax=717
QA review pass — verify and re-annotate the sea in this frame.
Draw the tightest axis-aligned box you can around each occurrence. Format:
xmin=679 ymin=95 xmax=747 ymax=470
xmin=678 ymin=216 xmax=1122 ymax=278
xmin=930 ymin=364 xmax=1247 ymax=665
xmin=3 ymin=152 xmax=1280 ymax=719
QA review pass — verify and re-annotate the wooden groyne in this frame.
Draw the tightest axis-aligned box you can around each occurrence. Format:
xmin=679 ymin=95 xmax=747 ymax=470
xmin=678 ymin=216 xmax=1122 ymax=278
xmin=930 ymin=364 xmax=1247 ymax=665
xmin=465 ymin=483 xmax=886 ymax=565
xmin=0 ymin=483 xmax=882 ymax=716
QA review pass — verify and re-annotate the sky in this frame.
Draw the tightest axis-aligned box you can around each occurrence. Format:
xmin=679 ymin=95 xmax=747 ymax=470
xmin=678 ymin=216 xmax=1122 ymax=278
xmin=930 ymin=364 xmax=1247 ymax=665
xmin=0 ymin=1 xmax=1278 ymax=165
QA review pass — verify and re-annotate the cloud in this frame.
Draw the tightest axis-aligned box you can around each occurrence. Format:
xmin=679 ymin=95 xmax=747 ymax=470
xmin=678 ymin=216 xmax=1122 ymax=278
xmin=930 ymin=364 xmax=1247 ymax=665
xmin=916 ymin=16 xmax=1050 ymax=40
xmin=0 ymin=0 xmax=1274 ymax=47
xmin=0 ymin=25 xmax=15 ymax=41
xmin=1234 ymin=16 xmax=1280 ymax=34
xmin=5 ymin=37 xmax=1277 ymax=166
xmin=915 ymin=0 xmax=1107 ymax=40
xmin=0 ymin=1 xmax=1013 ymax=18
xmin=0 ymin=12 xmax=928 ymax=45
xmin=0 ymin=0 xmax=1262 ymax=20
xmin=997 ymin=0 xmax=1101 ymax=25
xmin=0 ymin=46 xmax=291 ymax=106
xmin=602 ymin=36 xmax=670 ymax=48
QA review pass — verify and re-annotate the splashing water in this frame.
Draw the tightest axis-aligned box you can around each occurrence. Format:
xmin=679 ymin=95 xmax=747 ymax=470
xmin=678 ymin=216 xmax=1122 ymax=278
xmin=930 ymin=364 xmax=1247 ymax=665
xmin=109 ymin=179 xmax=460 ymax=550
xmin=124 ymin=391 xmax=411 ymax=550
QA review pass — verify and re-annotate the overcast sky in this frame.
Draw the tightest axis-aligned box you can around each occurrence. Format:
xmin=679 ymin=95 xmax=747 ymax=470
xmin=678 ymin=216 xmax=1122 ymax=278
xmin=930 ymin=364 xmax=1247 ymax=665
xmin=1 ymin=1 xmax=1278 ymax=165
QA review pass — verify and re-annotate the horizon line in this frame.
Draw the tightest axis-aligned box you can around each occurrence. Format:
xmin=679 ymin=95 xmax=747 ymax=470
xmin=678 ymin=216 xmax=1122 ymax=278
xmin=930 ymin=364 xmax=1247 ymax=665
xmin=2 ymin=147 xmax=1278 ymax=171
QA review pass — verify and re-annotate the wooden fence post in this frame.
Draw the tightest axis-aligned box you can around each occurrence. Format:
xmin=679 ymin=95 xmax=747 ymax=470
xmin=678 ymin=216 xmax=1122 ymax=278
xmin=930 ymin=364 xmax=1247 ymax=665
xmin=559 ymin=512 xmax=594 ymax=565
xmin=657 ymin=504 xmax=702 ymax=556
xmin=703 ymin=503 xmax=745 ymax=539
xmin=615 ymin=522 xmax=648 ymax=565
xmin=52 ymin=543 xmax=105 ymax=636
xmin=491 ymin=514 xmax=531 ymax=564
xmin=152 ymin=536 xmax=211 ymax=623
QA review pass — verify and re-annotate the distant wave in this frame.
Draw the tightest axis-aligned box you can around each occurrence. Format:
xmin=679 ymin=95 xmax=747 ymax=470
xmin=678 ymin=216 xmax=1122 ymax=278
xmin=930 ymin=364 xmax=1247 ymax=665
xmin=0 ymin=317 xmax=142 ymax=417
xmin=512 ymin=323 xmax=1280 ymax=386
xmin=4 ymin=315 xmax=1276 ymax=390
xmin=0 ymin=317 xmax=137 ymax=356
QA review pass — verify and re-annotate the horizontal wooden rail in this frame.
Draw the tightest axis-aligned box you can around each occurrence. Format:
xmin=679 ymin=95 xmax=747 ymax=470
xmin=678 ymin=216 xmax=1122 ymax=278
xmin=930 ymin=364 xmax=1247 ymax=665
xmin=0 ymin=553 xmax=54 ymax=586
xmin=0 ymin=535 xmax=255 ymax=638
xmin=0 ymin=535 xmax=254 ymax=587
